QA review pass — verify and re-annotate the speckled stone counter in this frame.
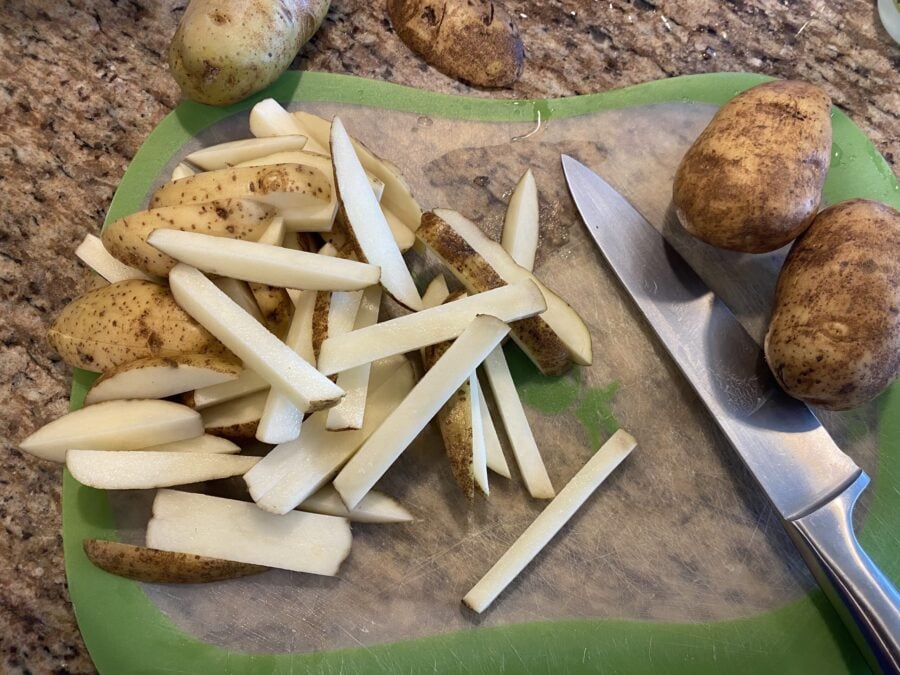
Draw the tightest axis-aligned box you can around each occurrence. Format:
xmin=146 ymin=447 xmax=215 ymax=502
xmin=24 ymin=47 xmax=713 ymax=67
xmin=1 ymin=1 xmax=897 ymax=671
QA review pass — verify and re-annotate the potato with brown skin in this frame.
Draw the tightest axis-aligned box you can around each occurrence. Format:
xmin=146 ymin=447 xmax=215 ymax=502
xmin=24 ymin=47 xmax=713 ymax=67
xmin=48 ymin=280 xmax=230 ymax=372
xmin=83 ymin=539 xmax=265 ymax=583
xmin=168 ymin=0 xmax=331 ymax=106
xmin=765 ymin=199 xmax=900 ymax=410
xmin=387 ymin=0 xmax=524 ymax=88
xmin=102 ymin=200 xmax=276 ymax=277
xmin=673 ymin=80 xmax=832 ymax=253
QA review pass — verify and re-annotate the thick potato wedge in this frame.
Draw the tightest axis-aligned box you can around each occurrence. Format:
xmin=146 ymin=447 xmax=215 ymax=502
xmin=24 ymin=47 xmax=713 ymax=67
xmin=102 ymin=200 xmax=276 ymax=277
xmin=673 ymin=80 xmax=832 ymax=253
xmin=765 ymin=199 xmax=900 ymax=410
xmin=83 ymin=539 xmax=265 ymax=583
xmin=418 ymin=210 xmax=591 ymax=375
xmin=84 ymin=353 xmax=241 ymax=405
xmin=149 ymin=164 xmax=331 ymax=213
xmin=48 ymin=280 xmax=229 ymax=372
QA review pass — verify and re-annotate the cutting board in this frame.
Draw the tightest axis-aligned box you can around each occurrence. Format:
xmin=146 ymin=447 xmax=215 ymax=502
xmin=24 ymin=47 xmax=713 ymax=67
xmin=63 ymin=71 xmax=900 ymax=674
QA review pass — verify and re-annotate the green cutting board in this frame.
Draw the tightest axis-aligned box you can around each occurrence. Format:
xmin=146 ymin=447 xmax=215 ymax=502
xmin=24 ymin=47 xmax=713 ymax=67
xmin=64 ymin=71 xmax=899 ymax=674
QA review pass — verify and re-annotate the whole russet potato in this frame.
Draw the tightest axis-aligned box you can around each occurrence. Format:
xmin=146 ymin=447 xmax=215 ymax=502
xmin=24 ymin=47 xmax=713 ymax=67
xmin=673 ymin=80 xmax=832 ymax=253
xmin=48 ymin=280 xmax=230 ymax=372
xmin=168 ymin=0 xmax=331 ymax=106
xmin=765 ymin=199 xmax=900 ymax=410
xmin=387 ymin=0 xmax=524 ymax=88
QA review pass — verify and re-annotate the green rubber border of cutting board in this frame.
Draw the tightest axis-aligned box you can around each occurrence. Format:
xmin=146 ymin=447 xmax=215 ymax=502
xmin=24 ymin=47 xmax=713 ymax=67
xmin=63 ymin=71 xmax=900 ymax=674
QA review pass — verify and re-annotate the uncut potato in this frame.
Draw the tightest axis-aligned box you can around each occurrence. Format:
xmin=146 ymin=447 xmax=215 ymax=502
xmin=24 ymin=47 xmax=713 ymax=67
xmin=168 ymin=0 xmax=331 ymax=106
xmin=673 ymin=80 xmax=832 ymax=253
xmin=765 ymin=199 xmax=900 ymax=410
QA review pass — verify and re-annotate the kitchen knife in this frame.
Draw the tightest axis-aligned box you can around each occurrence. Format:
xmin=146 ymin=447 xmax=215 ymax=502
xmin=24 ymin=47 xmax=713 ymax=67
xmin=562 ymin=154 xmax=900 ymax=673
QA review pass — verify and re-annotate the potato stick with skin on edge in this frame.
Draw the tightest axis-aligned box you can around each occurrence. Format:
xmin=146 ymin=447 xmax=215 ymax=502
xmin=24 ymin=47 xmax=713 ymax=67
xmin=167 ymin=264 xmax=344 ymax=413
xmin=463 ymin=430 xmax=637 ymax=613
xmin=247 ymin=360 xmax=416 ymax=514
xmin=148 ymin=230 xmax=380 ymax=291
xmin=256 ymin=288 xmax=317 ymax=444
xmin=317 ymin=280 xmax=545 ymax=375
xmin=334 ymin=315 xmax=511 ymax=510
xmin=146 ymin=489 xmax=351 ymax=576
xmin=250 ymin=99 xmax=329 ymax=154
xmin=482 ymin=346 xmax=554 ymax=499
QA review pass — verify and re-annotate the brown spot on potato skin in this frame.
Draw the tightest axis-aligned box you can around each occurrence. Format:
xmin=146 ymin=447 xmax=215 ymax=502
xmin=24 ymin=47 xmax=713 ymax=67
xmin=673 ymin=80 xmax=832 ymax=253
xmin=765 ymin=199 xmax=900 ymax=410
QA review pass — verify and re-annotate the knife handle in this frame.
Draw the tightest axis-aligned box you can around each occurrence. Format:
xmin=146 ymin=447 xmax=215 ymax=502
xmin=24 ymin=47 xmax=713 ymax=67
xmin=785 ymin=472 xmax=900 ymax=674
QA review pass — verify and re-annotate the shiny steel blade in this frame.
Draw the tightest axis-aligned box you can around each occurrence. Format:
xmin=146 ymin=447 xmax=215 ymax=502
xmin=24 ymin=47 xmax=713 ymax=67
xmin=562 ymin=155 xmax=860 ymax=521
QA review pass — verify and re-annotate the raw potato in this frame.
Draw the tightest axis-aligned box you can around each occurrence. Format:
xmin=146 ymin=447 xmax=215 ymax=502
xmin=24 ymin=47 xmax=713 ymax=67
xmin=167 ymin=0 xmax=331 ymax=106
xmin=83 ymin=540 xmax=265 ymax=584
xmin=18 ymin=400 xmax=203 ymax=463
xmin=418 ymin=210 xmax=590 ymax=375
xmin=185 ymin=136 xmax=308 ymax=171
xmin=765 ymin=199 xmax=900 ymax=410
xmin=75 ymin=234 xmax=154 ymax=284
xmin=422 ymin=292 xmax=476 ymax=497
xmin=387 ymin=0 xmax=524 ymax=88
xmin=201 ymin=389 xmax=269 ymax=439
xmin=102 ymin=200 xmax=276 ymax=277
xmin=84 ymin=354 xmax=240 ymax=405
xmin=48 ymin=280 xmax=229 ymax=372
xmin=149 ymin=164 xmax=331 ymax=213
xmin=249 ymin=283 xmax=294 ymax=338
xmin=673 ymin=80 xmax=832 ymax=253
xmin=292 ymin=110 xmax=424 ymax=233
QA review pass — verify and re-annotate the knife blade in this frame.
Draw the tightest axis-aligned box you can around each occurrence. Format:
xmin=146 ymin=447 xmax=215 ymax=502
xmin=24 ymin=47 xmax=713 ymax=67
xmin=562 ymin=154 xmax=899 ymax=673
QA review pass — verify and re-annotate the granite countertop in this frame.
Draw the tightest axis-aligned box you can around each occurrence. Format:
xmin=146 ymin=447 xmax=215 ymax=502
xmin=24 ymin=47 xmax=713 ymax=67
xmin=1 ymin=0 xmax=897 ymax=671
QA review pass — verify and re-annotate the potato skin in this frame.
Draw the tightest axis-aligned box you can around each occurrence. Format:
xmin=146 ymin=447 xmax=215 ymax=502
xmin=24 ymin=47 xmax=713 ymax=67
xmin=168 ymin=0 xmax=331 ymax=106
xmin=48 ymin=280 xmax=230 ymax=372
xmin=673 ymin=80 xmax=832 ymax=253
xmin=387 ymin=0 xmax=524 ymax=88
xmin=83 ymin=539 xmax=264 ymax=583
xmin=102 ymin=199 xmax=275 ymax=276
xmin=765 ymin=199 xmax=900 ymax=410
